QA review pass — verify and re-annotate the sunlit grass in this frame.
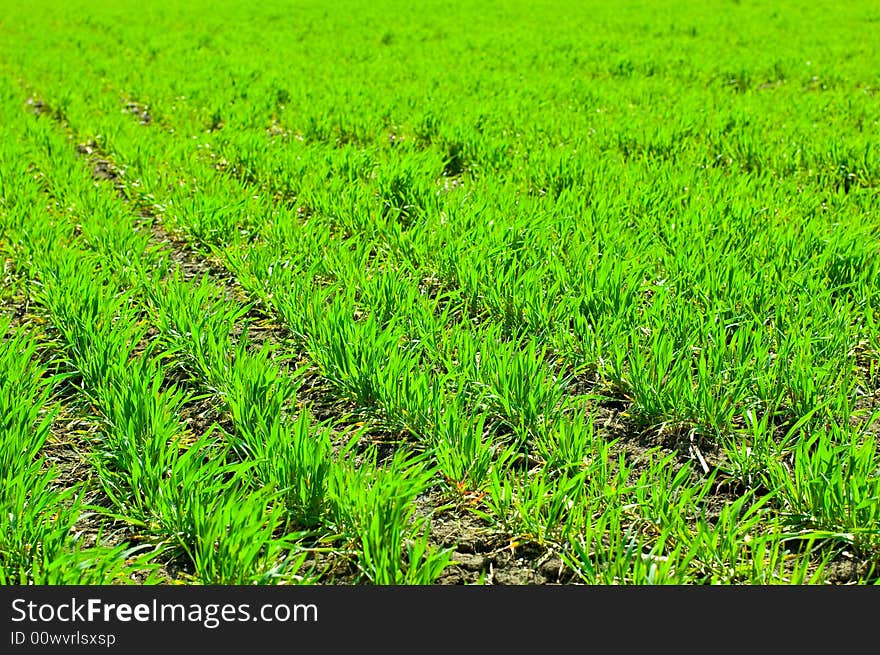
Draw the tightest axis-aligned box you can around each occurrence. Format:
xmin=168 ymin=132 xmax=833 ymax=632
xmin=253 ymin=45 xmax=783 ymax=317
xmin=1 ymin=0 xmax=878 ymax=584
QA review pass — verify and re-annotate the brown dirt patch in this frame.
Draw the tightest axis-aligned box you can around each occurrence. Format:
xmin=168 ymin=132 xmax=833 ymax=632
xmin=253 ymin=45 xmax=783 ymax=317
xmin=421 ymin=491 xmax=576 ymax=585
xmin=122 ymin=100 xmax=152 ymax=126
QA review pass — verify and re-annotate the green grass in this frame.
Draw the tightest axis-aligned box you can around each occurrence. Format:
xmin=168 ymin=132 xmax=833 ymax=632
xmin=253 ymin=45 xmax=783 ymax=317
xmin=1 ymin=0 xmax=879 ymax=585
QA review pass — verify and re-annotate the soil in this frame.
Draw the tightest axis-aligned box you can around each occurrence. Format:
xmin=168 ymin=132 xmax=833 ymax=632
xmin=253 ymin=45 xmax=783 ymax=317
xmin=823 ymin=552 xmax=878 ymax=585
xmin=122 ymin=100 xmax=152 ymax=126
xmin=427 ymin=495 xmax=575 ymax=584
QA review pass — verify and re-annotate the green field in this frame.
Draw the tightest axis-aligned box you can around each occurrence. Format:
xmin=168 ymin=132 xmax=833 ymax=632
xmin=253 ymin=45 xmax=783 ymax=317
xmin=1 ymin=0 xmax=879 ymax=585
